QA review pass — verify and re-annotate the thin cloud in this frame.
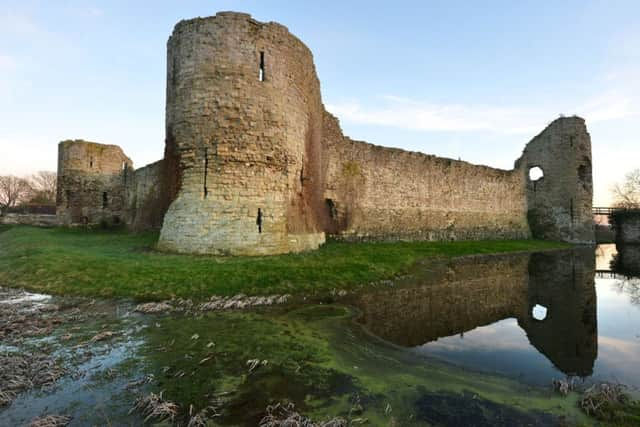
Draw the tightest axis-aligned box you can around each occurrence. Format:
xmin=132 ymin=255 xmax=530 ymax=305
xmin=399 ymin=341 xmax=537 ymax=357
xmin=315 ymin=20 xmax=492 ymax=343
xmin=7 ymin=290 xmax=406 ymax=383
xmin=327 ymin=86 xmax=638 ymax=136
xmin=582 ymin=90 xmax=637 ymax=122
xmin=587 ymin=62 xmax=640 ymax=122
xmin=327 ymin=96 xmax=548 ymax=135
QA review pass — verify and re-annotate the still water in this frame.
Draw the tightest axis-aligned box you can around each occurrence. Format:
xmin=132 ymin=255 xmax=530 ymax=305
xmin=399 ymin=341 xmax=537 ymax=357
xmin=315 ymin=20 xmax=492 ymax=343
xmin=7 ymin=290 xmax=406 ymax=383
xmin=1 ymin=245 xmax=639 ymax=426
xmin=353 ymin=245 xmax=640 ymax=389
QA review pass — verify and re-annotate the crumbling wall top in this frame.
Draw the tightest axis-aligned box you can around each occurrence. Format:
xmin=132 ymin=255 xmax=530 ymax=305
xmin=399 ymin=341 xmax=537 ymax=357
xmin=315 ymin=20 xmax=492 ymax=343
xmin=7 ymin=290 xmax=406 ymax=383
xmin=169 ymin=11 xmax=308 ymax=58
xmin=58 ymin=140 xmax=132 ymax=174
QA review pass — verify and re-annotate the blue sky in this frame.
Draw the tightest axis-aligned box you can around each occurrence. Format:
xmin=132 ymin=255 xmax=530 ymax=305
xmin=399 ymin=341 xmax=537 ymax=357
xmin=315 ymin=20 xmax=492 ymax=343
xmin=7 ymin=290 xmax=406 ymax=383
xmin=1 ymin=1 xmax=639 ymax=205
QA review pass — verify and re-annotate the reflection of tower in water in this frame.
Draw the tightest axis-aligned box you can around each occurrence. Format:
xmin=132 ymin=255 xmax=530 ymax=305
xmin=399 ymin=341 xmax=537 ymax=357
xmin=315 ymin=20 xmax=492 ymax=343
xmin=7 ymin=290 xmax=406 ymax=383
xmin=519 ymin=247 xmax=597 ymax=377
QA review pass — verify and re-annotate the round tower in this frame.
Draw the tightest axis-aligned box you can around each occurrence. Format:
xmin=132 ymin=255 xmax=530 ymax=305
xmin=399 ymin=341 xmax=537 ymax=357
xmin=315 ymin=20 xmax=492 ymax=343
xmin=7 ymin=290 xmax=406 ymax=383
xmin=158 ymin=12 xmax=326 ymax=255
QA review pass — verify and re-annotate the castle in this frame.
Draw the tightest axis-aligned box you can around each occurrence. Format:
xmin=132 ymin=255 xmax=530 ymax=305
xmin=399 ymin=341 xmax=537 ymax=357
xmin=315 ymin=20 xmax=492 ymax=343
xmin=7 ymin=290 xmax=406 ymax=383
xmin=56 ymin=12 xmax=595 ymax=255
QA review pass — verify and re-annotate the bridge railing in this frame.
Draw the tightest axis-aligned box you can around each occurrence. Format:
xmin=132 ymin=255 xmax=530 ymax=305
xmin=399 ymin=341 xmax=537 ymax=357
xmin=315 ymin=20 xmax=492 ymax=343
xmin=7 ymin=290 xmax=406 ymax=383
xmin=592 ymin=207 xmax=626 ymax=216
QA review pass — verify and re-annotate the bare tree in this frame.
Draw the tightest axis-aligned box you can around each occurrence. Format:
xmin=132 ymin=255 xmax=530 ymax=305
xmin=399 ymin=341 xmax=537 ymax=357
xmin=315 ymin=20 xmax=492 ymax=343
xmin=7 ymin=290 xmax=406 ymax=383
xmin=612 ymin=168 xmax=640 ymax=208
xmin=0 ymin=175 xmax=32 ymax=215
xmin=28 ymin=171 xmax=57 ymax=205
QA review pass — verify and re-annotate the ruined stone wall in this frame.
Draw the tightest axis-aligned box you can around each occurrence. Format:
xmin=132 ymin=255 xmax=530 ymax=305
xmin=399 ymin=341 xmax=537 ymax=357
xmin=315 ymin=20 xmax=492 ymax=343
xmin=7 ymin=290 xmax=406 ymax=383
xmin=322 ymin=112 xmax=530 ymax=241
xmin=125 ymin=160 xmax=166 ymax=231
xmin=55 ymin=12 xmax=596 ymax=255
xmin=56 ymin=140 xmax=132 ymax=226
xmin=516 ymin=117 xmax=595 ymax=243
xmin=158 ymin=12 xmax=326 ymax=255
xmin=57 ymin=140 xmax=171 ymax=231
xmin=153 ymin=12 xmax=593 ymax=253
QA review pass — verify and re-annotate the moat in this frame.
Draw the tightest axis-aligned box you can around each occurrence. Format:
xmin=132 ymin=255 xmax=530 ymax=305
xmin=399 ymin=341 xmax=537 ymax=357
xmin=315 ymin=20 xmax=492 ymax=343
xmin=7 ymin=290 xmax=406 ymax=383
xmin=1 ymin=245 xmax=639 ymax=426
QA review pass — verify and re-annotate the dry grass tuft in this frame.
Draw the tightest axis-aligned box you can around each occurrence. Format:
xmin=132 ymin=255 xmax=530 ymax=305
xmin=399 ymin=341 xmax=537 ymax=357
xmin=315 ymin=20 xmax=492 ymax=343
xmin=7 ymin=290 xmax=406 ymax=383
xmin=259 ymin=402 xmax=347 ymax=427
xmin=579 ymin=383 xmax=629 ymax=419
xmin=0 ymin=353 xmax=65 ymax=407
xmin=26 ymin=415 xmax=72 ymax=427
xmin=130 ymin=391 xmax=179 ymax=424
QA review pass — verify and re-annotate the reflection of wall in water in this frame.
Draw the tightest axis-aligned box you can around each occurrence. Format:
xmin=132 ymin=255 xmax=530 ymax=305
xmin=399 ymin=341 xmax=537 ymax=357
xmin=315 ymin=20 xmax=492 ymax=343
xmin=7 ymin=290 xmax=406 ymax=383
xmin=611 ymin=244 xmax=640 ymax=277
xmin=520 ymin=248 xmax=597 ymax=377
xmin=353 ymin=248 xmax=597 ymax=377
xmin=353 ymin=254 xmax=529 ymax=347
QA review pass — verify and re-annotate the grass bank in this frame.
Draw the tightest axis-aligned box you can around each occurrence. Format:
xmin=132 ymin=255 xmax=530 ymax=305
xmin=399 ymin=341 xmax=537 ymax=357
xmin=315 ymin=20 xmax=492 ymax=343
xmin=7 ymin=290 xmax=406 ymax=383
xmin=0 ymin=225 xmax=569 ymax=300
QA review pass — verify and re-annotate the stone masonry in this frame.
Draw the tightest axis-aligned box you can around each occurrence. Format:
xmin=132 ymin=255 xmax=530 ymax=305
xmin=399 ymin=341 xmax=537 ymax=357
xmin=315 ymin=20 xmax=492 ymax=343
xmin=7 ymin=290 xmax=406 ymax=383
xmin=57 ymin=140 xmax=132 ymax=226
xmin=515 ymin=117 xmax=594 ymax=243
xmin=56 ymin=11 xmax=595 ymax=254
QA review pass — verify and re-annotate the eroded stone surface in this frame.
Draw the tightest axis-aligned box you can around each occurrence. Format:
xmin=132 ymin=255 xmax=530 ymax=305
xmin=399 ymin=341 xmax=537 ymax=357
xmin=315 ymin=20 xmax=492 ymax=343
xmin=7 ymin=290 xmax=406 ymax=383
xmin=56 ymin=12 xmax=595 ymax=254
xmin=516 ymin=117 xmax=595 ymax=243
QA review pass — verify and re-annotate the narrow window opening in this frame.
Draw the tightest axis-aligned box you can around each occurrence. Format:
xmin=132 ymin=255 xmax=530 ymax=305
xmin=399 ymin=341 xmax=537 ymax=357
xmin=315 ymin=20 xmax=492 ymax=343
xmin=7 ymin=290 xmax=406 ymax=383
xmin=532 ymin=304 xmax=548 ymax=321
xmin=203 ymin=148 xmax=209 ymax=198
xmin=570 ymin=198 xmax=574 ymax=223
xmin=102 ymin=192 xmax=108 ymax=209
xmin=256 ymin=208 xmax=263 ymax=233
xmin=259 ymin=51 xmax=265 ymax=82
xmin=89 ymin=157 xmax=94 ymax=168
xmin=65 ymin=190 xmax=71 ymax=208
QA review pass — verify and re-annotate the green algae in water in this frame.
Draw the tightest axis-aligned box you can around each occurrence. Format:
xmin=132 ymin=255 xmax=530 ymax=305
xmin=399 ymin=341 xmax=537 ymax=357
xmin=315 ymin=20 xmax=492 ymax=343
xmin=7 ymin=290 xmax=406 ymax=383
xmin=140 ymin=307 xmax=358 ymax=425
xmin=139 ymin=304 xmax=590 ymax=426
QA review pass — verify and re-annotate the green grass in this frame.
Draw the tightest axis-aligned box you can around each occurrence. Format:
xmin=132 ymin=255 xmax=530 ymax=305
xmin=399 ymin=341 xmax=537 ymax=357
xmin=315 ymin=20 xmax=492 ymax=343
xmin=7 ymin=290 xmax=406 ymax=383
xmin=0 ymin=226 xmax=569 ymax=300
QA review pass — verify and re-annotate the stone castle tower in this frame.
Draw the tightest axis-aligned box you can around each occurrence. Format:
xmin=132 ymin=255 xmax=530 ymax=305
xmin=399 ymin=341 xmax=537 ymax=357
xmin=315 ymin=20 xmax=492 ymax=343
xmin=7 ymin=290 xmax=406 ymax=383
xmin=516 ymin=117 xmax=594 ymax=243
xmin=157 ymin=12 xmax=326 ymax=255
xmin=56 ymin=140 xmax=132 ymax=226
xmin=56 ymin=11 xmax=595 ymax=255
